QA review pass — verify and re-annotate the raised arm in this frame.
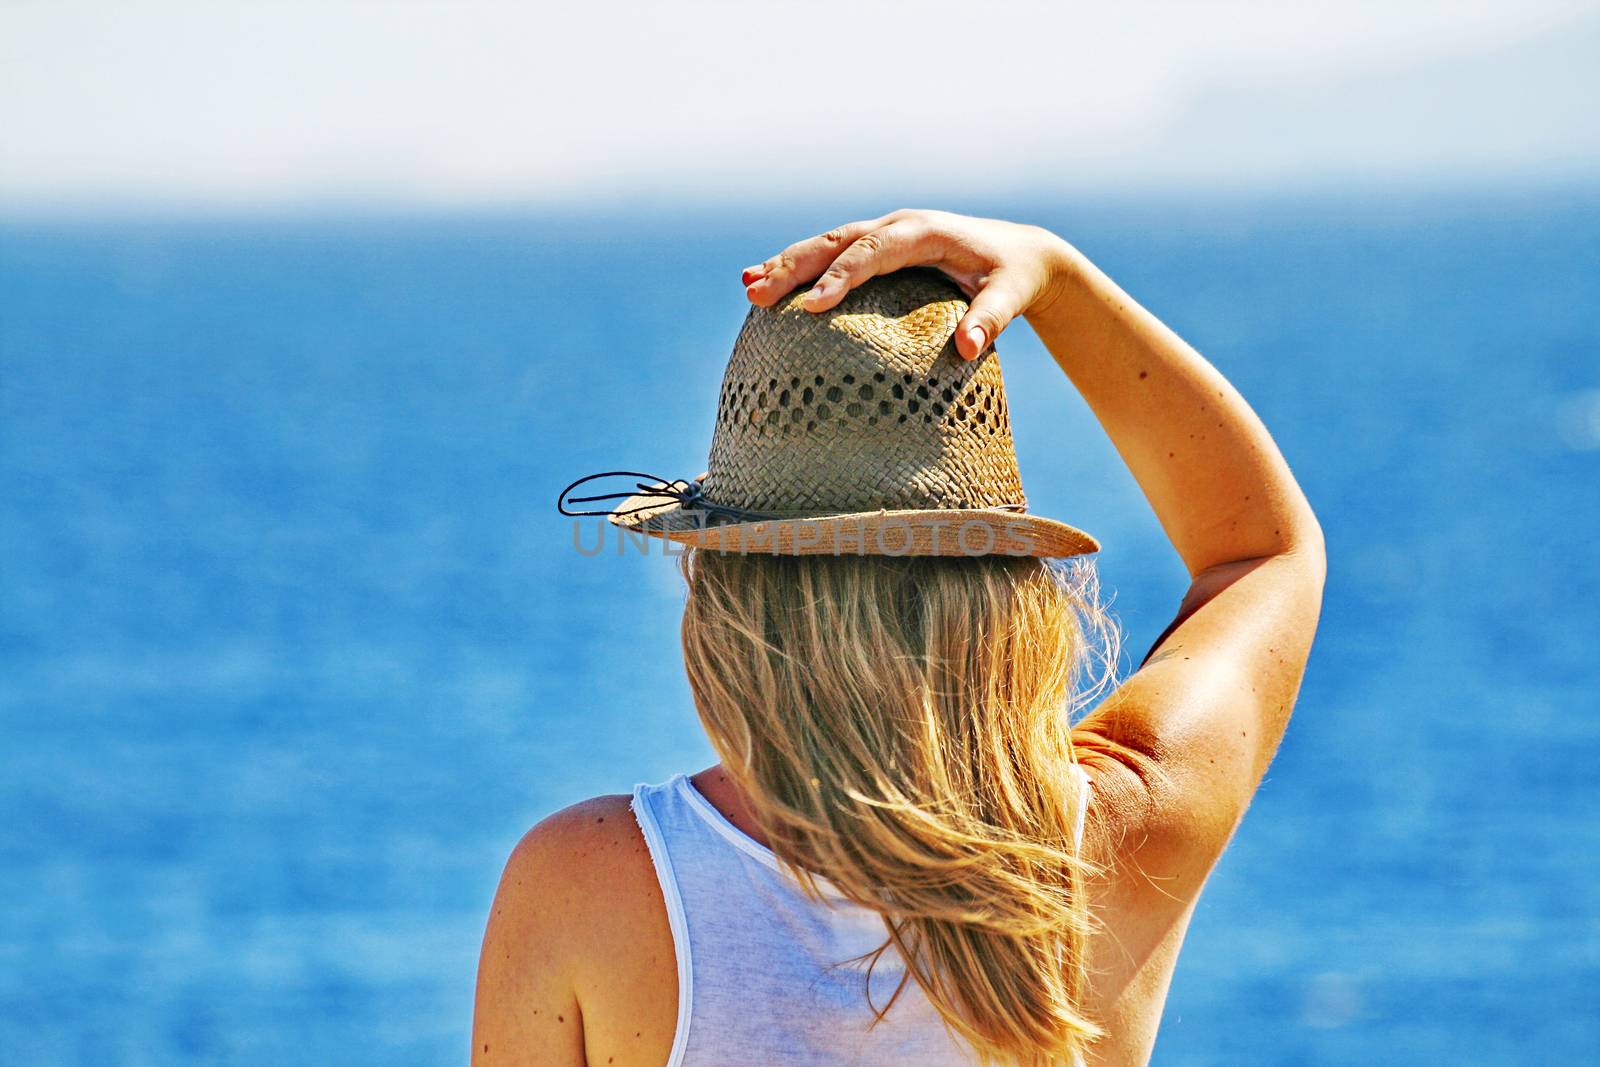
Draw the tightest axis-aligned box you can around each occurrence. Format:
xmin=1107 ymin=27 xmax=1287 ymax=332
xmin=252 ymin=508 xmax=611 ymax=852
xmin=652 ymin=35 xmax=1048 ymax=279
xmin=1026 ymin=237 xmax=1325 ymax=863
xmin=744 ymin=208 xmax=1325 ymax=875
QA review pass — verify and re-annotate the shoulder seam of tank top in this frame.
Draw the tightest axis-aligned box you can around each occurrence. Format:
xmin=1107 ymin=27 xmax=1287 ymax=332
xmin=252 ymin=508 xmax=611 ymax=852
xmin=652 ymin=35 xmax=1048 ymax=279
xmin=630 ymin=782 xmax=693 ymax=1067
xmin=673 ymin=773 xmax=789 ymax=874
xmin=1071 ymin=763 xmax=1091 ymax=847
xmin=673 ymin=774 xmax=855 ymax=900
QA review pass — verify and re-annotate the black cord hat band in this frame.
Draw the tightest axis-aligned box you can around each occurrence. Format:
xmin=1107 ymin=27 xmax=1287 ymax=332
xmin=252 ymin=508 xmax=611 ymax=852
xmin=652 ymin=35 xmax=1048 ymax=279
xmin=557 ymin=470 xmax=1027 ymax=523
xmin=557 ymin=471 xmax=786 ymax=522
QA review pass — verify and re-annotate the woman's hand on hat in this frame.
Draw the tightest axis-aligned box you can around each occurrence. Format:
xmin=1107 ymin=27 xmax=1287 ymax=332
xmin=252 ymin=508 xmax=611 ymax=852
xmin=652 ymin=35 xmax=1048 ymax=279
xmin=741 ymin=209 xmax=1075 ymax=361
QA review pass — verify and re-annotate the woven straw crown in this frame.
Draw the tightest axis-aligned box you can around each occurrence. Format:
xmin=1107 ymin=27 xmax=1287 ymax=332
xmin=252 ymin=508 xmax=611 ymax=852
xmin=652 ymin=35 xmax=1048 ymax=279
xmin=704 ymin=268 xmax=1025 ymax=515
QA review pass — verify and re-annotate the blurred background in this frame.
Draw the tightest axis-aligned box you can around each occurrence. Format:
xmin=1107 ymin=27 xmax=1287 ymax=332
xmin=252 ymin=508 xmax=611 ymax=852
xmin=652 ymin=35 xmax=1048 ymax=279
xmin=2 ymin=2 xmax=1597 ymax=1064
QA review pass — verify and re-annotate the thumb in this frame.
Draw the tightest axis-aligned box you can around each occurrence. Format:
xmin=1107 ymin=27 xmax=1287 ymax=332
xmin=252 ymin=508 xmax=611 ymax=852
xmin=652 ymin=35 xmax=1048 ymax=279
xmin=955 ymin=272 xmax=1027 ymax=360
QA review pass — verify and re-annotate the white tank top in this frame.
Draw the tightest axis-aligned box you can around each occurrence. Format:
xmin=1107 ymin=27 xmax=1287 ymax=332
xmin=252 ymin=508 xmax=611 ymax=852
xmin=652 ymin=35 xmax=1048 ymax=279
xmin=630 ymin=769 xmax=1091 ymax=1066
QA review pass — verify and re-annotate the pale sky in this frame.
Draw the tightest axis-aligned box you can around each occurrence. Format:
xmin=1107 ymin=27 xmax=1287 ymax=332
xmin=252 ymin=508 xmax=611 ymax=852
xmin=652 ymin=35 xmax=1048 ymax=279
xmin=1 ymin=0 xmax=1596 ymax=211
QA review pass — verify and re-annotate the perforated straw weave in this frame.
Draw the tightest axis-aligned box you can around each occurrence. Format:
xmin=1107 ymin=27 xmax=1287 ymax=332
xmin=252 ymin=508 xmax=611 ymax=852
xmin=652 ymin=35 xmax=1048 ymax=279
xmin=609 ymin=268 xmax=1098 ymax=557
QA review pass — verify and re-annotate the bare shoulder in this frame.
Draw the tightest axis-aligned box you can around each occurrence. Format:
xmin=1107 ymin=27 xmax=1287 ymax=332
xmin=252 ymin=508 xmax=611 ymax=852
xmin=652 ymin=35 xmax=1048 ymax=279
xmin=503 ymin=793 xmax=648 ymax=896
xmin=489 ymin=793 xmax=662 ymax=968
xmin=472 ymin=793 xmax=671 ymax=1067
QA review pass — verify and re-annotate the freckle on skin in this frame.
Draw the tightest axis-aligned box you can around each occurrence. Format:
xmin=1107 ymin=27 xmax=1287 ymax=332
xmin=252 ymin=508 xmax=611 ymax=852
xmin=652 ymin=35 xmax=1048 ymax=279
xmin=558 ymin=1015 xmax=564 ymax=1023
xmin=1138 ymin=370 xmax=1148 ymax=380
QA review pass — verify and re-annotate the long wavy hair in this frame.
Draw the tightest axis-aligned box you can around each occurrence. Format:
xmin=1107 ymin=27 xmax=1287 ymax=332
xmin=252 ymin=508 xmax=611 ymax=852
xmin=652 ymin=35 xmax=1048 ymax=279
xmin=678 ymin=548 xmax=1121 ymax=1065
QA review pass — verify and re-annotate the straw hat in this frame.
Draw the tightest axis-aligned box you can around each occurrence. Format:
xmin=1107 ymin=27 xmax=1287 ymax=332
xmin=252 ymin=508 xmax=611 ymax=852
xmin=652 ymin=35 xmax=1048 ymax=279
xmin=560 ymin=268 xmax=1097 ymax=558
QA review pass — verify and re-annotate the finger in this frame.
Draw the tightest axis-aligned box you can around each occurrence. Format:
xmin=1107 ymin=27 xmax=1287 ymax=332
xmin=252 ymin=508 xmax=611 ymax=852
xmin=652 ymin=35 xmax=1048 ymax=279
xmin=801 ymin=219 xmax=939 ymax=312
xmin=743 ymin=216 xmax=891 ymax=306
xmin=954 ymin=270 xmax=1030 ymax=360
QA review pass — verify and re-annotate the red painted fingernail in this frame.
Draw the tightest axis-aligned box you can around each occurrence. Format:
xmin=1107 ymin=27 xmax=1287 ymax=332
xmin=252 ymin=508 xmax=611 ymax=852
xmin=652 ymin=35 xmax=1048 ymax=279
xmin=741 ymin=265 xmax=766 ymax=284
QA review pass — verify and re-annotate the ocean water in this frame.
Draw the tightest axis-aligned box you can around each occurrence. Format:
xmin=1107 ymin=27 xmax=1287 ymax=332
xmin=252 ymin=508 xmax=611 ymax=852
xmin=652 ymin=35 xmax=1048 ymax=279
xmin=2 ymin=191 xmax=1597 ymax=1065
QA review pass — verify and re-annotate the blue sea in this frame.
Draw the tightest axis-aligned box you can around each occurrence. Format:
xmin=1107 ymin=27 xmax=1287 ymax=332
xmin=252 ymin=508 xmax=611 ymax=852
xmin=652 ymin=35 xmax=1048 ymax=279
xmin=3 ymin=191 xmax=1598 ymax=1065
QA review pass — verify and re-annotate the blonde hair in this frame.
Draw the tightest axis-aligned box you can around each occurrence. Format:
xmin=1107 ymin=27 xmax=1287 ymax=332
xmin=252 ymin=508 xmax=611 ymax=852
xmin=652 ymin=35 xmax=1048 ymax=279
xmin=679 ymin=548 xmax=1120 ymax=1065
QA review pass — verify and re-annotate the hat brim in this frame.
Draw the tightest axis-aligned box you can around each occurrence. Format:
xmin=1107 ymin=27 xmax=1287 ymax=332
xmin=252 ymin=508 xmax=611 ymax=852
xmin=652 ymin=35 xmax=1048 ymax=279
xmin=607 ymin=487 xmax=1098 ymax=559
